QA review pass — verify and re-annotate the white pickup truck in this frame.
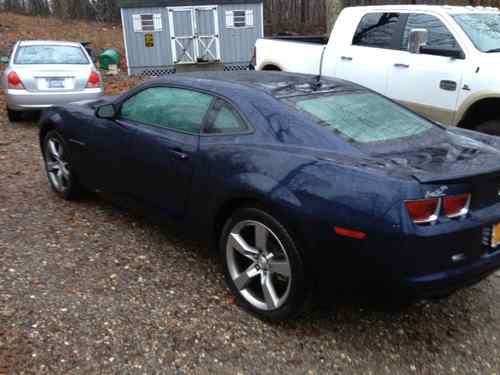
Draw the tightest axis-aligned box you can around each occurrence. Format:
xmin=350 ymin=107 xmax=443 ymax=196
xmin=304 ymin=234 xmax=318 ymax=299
xmin=255 ymin=5 xmax=500 ymax=135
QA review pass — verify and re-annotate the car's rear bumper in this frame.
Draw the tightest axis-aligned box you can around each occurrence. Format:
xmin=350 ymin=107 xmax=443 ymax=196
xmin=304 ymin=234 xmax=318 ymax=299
xmin=401 ymin=250 xmax=500 ymax=297
xmin=309 ymin=206 xmax=500 ymax=299
xmin=5 ymin=88 xmax=103 ymax=110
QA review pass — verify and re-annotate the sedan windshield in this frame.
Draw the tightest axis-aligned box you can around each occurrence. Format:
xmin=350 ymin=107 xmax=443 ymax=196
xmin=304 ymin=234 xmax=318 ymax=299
xmin=452 ymin=13 xmax=500 ymax=52
xmin=291 ymin=92 xmax=434 ymax=144
xmin=15 ymin=45 xmax=89 ymax=65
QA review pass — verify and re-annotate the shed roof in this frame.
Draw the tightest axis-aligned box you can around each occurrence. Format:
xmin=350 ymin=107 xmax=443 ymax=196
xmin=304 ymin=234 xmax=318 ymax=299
xmin=118 ymin=0 xmax=262 ymax=8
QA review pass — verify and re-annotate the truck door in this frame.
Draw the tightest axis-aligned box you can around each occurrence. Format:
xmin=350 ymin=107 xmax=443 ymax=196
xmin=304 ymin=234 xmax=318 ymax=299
xmin=334 ymin=12 xmax=402 ymax=96
xmin=386 ymin=13 xmax=466 ymax=125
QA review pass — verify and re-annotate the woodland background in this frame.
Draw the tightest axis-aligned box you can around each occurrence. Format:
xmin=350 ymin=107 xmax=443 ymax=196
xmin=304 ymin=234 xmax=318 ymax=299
xmin=0 ymin=0 xmax=497 ymax=36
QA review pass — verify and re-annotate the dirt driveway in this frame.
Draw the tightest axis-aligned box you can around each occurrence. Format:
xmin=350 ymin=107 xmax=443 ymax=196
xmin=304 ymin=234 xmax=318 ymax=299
xmin=1 ymin=116 xmax=500 ymax=374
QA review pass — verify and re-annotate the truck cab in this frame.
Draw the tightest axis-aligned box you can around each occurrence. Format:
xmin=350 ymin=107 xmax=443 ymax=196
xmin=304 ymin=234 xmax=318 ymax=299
xmin=256 ymin=5 xmax=500 ymax=135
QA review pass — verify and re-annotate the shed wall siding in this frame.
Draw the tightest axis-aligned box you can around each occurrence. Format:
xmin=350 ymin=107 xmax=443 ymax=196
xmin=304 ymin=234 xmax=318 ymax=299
xmin=122 ymin=2 xmax=263 ymax=74
xmin=122 ymin=7 xmax=173 ymax=69
xmin=218 ymin=3 xmax=263 ymax=64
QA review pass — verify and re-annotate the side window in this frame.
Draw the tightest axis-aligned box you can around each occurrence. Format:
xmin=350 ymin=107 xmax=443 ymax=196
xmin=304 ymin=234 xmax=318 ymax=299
xmin=132 ymin=14 xmax=163 ymax=32
xmin=120 ymin=87 xmax=213 ymax=134
xmin=352 ymin=13 xmax=401 ymax=49
xmin=206 ymin=103 xmax=248 ymax=134
xmin=225 ymin=10 xmax=254 ymax=28
xmin=402 ymin=14 xmax=459 ymax=51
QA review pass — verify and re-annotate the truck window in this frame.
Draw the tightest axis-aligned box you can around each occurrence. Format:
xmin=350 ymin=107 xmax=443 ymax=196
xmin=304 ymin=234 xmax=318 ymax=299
xmin=402 ymin=14 xmax=459 ymax=51
xmin=352 ymin=13 xmax=400 ymax=49
xmin=452 ymin=13 xmax=500 ymax=53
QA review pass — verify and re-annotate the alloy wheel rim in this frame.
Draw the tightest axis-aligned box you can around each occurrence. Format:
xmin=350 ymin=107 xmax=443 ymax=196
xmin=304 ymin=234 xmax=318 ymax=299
xmin=45 ymin=137 xmax=70 ymax=192
xmin=226 ymin=220 xmax=292 ymax=311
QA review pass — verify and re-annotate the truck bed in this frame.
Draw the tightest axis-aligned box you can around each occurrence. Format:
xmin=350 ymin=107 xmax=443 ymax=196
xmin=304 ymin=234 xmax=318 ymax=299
xmin=255 ymin=38 xmax=326 ymax=75
xmin=268 ymin=35 xmax=329 ymax=44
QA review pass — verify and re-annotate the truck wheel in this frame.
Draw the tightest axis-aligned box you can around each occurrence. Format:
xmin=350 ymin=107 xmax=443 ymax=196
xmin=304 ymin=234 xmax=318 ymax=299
xmin=475 ymin=120 xmax=500 ymax=136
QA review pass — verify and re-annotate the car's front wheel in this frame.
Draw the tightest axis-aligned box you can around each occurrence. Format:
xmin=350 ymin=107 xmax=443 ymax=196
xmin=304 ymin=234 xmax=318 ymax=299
xmin=43 ymin=130 xmax=82 ymax=200
xmin=220 ymin=207 xmax=311 ymax=320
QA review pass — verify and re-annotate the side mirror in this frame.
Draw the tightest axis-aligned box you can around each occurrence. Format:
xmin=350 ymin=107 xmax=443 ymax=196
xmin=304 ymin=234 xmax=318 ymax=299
xmin=96 ymin=104 xmax=117 ymax=119
xmin=408 ymin=28 xmax=428 ymax=54
xmin=0 ymin=56 xmax=9 ymax=64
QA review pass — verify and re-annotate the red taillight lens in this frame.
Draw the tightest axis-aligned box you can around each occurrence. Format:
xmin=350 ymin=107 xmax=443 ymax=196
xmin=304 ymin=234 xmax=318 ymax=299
xmin=405 ymin=198 xmax=440 ymax=224
xmin=7 ymin=71 xmax=24 ymax=89
xmin=86 ymin=70 xmax=101 ymax=88
xmin=443 ymin=193 xmax=471 ymax=218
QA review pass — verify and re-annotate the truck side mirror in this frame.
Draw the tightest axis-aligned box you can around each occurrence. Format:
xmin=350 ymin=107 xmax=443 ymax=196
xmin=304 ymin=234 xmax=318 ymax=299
xmin=408 ymin=28 xmax=428 ymax=54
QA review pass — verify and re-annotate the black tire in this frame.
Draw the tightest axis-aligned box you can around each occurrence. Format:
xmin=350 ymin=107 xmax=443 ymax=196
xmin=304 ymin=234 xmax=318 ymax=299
xmin=7 ymin=108 xmax=23 ymax=122
xmin=475 ymin=120 xmax=500 ymax=136
xmin=43 ymin=130 xmax=83 ymax=200
xmin=220 ymin=207 xmax=311 ymax=321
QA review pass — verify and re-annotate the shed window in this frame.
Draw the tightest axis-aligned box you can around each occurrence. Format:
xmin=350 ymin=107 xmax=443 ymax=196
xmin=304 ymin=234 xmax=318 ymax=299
xmin=226 ymin=10 xmax=254 ymax=28
xmin=133 ymin=14 xmax=163 ymax=32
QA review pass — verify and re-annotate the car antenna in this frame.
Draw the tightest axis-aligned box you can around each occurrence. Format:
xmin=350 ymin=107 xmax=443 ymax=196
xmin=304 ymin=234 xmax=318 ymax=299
xmin=311 ymin=46 xmax=327 ymax=90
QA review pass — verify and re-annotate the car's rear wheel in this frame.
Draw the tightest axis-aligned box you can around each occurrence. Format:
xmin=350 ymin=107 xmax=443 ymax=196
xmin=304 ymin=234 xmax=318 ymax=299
xmin=43 ymin=130 xmax=82 ymax=200
xmin=7 ymin=108 xmax=23 ymax=122
xmin=220 ymin=207 xmax=311 ymax=320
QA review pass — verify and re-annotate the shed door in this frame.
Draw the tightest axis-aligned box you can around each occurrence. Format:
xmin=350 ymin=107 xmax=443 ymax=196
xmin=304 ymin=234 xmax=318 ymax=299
xmin=168 ymin=6 xmax=220 ymax=64
xmin=168 ymin=8 xmax=197 ymax=64
xmin=195 ymin=7 xmax=220 ymax=62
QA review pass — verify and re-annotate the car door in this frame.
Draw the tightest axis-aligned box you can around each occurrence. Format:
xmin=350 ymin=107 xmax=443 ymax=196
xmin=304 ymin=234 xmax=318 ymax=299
xmin=334 ymin=12 xmax=403 ymax=95
xmin=117 ymin=85 xmax=214 ymax=218
xmin=70 ymin=109 xmax=137 ymax=194
xmin=386 ymin=13 xmax=466 ymax=125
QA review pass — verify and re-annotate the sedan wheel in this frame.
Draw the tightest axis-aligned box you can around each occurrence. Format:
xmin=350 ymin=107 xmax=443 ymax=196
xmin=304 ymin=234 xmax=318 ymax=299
xmin=221 ymin=208 xmax=311 ymax=320
xmin=43 ymin=130 xmax=82 ymax=200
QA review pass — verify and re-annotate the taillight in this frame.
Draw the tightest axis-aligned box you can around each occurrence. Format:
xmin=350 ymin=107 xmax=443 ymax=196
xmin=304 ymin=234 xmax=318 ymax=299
xmin=7 ymin=71 xmax=24 ymax=90
xmin=443 ymin=193 xmax=471 ymax=218
xmin=86 ymin=70 xmax=101 ymax=88
xmin=405 ymin=198 xmax=440 ymax=224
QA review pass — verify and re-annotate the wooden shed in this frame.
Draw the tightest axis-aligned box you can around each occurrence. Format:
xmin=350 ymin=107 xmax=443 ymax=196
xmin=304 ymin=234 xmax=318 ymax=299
xmin=118 ymin=0 xmax=264 ymax=76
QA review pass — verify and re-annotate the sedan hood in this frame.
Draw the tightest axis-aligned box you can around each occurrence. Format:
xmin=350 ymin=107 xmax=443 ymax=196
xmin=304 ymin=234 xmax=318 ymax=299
xmin=377 ymin=129 xmax=500 ymax=183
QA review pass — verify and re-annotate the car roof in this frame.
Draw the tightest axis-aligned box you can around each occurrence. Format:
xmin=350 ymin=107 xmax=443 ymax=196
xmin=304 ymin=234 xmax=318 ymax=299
xmin=18 ymin=40 xmax=84 ymax=47
xmin=153 ymin=71 xmax=360 ymax=101
xmin=346 ymin=4 xmax=500 ymax=14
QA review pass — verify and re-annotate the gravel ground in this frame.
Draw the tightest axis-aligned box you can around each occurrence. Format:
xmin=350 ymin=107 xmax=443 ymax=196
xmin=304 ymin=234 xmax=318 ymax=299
xmin=1 ymin=117 xmax=500 ymax=375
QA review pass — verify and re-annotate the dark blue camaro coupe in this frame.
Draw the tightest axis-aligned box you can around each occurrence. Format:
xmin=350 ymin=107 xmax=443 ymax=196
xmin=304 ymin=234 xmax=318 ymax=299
xmin=39 ymin=71 xmax=500 ymax=320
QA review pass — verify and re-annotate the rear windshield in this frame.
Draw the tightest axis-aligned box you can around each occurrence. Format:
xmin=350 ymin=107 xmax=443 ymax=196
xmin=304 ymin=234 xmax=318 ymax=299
xmin=291 ymin=91 xmax=434 ymax=144
xmin=14 ymin=45 xmax=89 ymax=65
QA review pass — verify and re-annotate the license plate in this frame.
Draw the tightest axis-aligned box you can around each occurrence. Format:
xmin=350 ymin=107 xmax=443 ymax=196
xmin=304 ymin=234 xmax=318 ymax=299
xmin=48 ymin=78 xmax=65 ymax=89
xmin=493 ymin=223 xmax=500 ymax=248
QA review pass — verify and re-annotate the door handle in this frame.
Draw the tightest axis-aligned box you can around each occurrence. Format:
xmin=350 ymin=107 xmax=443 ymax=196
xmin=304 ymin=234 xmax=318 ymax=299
xmin=341 ymin=56 xmax=353 ymax=61
xmin=394 ymin=63 xmax=410 ymax=68
xmin=168 ymin=148 xmax=188 ymax=160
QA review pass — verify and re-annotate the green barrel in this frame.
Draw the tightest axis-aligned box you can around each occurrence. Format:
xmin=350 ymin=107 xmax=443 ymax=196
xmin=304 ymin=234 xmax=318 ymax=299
xmin=99 ymin=48 xmax=121 ymax=70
